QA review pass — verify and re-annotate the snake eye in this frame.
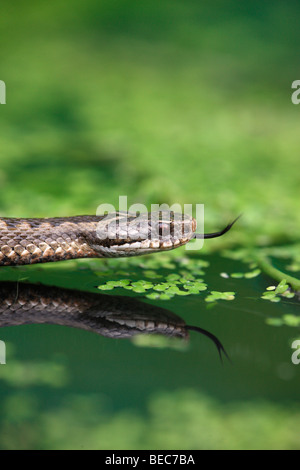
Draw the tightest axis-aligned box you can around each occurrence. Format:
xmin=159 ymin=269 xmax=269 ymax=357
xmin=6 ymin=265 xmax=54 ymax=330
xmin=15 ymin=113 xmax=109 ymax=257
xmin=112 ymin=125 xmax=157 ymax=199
xmin=158 ymin=222 xmax=171 ymax=237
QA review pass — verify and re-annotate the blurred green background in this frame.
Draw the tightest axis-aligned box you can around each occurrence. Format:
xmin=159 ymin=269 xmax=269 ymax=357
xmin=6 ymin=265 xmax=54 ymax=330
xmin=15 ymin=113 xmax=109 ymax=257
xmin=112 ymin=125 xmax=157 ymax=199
xmin=1 ymin=0 xmax=300 ymax=244
xmin=0 ymin=0 xmax=300 ymax=450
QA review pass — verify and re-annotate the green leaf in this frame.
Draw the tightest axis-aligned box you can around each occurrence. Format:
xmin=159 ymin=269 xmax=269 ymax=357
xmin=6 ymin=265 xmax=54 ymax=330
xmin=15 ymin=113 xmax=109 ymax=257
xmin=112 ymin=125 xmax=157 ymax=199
xmin=244 ymin=269 xmax=261 ymax=279
xmin=153 ymin=284 xmax=169 ymax=292
xmin=265 ymin=318 xmax=284 ymax=326
xmin=98 ymin=284 xmax=115 ymax=291
xmin=145 ymin=293 xmax=160 ymax=300
xmin=282 ymin=314 xmax=300 ymax=327
xmin=275 ymin=279 xmax=289 ymax=294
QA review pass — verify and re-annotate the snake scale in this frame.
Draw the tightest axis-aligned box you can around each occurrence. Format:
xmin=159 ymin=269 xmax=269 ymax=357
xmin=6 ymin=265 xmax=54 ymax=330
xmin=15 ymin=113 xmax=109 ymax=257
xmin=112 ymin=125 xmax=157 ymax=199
xmin=0 ymin=212 xmax=239 ymax=266
xmin=0 ymin=282 xmax=228 ymax=358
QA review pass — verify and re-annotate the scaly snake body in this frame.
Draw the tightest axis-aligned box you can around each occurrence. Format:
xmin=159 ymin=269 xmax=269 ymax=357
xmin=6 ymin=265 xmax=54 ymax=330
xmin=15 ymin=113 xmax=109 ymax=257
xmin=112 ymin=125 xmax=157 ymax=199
xmin=0 ymin=212 xmax=238 ymax=266
xmin=0 ymin=282 xmax=188 ymax=339
xmin=0 ymin=281 xmax=228 ymax=358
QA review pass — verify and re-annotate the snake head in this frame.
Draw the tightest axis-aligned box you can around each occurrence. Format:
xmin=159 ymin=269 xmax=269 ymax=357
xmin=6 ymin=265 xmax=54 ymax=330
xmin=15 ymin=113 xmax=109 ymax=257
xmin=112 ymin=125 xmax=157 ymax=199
xmin=93 ymin=211 xmax=196 ymax=257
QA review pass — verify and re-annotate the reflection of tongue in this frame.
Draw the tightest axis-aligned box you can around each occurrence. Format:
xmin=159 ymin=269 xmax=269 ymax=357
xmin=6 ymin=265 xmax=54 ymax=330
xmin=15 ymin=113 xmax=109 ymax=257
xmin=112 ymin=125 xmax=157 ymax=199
xmin=186 ymin=325 xmax=230 ymax=363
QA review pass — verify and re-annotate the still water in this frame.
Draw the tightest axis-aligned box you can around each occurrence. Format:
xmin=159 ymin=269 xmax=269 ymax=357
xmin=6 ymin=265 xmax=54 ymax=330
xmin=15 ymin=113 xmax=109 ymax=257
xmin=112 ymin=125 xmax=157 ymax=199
xmin=0 ymin=255 xmax=299 ymax=449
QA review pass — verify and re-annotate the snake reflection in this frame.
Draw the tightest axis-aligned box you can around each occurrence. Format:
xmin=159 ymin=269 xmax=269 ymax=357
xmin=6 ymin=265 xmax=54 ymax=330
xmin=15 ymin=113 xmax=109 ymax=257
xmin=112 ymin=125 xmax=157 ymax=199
xmin=0 ymin=282 xmax=228 ymax=360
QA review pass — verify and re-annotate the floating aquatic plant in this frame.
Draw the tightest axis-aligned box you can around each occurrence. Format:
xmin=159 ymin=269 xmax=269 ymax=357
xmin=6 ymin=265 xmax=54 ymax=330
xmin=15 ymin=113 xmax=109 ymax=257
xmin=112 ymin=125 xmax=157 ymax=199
xmin=223 ymin=246 xmax=300 ymax=292
xmin=205 ymin=291 xmax=236 ymax=303
xmin=261 ymin=279 xmax=295 ymax=303
xmin=98 ymin=275 xmax=208 ymax=300
xmin=266 ymin=314 xmax=300 ymax=327
xmin=96 ymin=255 xmax=210 ymax=300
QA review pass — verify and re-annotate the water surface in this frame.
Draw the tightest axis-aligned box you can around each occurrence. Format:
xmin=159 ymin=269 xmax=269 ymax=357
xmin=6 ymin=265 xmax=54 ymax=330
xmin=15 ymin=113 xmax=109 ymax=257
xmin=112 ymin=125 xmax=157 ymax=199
xmin=0 ymin=254 xmax=299 ymax=449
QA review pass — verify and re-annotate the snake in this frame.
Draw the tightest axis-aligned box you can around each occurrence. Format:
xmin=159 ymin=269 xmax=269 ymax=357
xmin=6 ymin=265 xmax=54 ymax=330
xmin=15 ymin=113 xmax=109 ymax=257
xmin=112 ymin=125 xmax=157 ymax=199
xmin=0 ymin=211 xmax=239 ymax=266
xmin=0 ymin=281 xmax=228 ymax=359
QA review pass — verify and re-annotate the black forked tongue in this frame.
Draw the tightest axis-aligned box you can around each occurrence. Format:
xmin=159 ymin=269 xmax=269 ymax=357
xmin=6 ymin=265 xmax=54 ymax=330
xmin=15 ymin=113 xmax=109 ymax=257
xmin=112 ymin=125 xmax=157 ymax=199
xmin=186 ymin=325 xmax=230 ymax=364
xmin=194 ymin=214 xmax=242 ymax=239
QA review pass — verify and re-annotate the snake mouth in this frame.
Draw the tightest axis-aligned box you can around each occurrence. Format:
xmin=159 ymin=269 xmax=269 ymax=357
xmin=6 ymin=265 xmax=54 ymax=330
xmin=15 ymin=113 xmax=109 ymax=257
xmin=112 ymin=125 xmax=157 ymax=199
xmin=157 ymin=237 xmax=190 ymax=250
xmin=95 ymin=235 xmax=193 ymax=257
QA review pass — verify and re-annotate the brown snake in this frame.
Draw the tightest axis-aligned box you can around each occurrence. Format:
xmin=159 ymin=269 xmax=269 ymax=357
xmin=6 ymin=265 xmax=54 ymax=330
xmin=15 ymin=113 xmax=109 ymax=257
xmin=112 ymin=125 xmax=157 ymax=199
xmin=0 ymin=212 xmax=239 ymax=266
xmin=0 ymin=282 xmax=228 ymax=359
xmin=0 ymin=282 xmax=188 ymax=339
